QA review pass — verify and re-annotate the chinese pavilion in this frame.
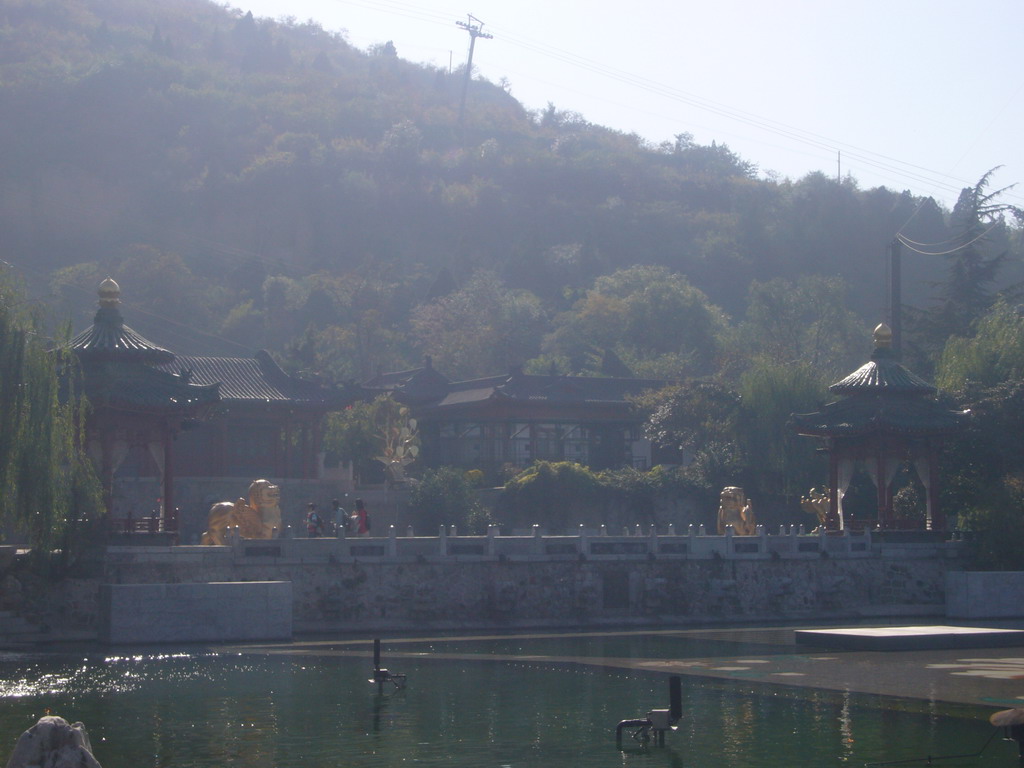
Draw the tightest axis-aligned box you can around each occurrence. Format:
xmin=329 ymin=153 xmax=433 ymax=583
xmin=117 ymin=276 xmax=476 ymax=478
xmin=791 ymin=323 xmax=968 ymax=531
xmin=69 ymin=278 xmax=220 ymax=531
xmin=70 ymin=279 xmax=352 ymax=534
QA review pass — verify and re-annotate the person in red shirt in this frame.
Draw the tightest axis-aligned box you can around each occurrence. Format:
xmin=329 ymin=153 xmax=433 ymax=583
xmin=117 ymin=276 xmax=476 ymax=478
xmin=351 ymin=498 xmax=370 ymax=536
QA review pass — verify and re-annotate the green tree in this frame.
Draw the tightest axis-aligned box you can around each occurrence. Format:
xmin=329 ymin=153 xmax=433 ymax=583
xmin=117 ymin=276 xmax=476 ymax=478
xmin=918 ymin=168 xmax=1024 ymax=347
xmin=0 ymin=271 xmax=100 ymax=549
xmin=496 ymin=461 xmax=602 ymax=533
xmin=727 ymin=276 xmax=865 ymax=377
xmin=635 ymin=380 xmax=740 ymax=457
xmin=322 ymin=394 xmax=419 ymax=485
xmin=737 ymin=359 xmax=829 ymax=501
xmin=544 ymin=266 xmax=727 ymax=377
xmin=407 ymin=467 xmax=488 ymax=534
xmin=322 ymin=397 xmax=383 ymax=485
xmin=942 ymin=381 xmax=1024 ymax=568
xmin=411 ymin=271 xmax=546 ymax=379
xmin=936 ymin=299 xmax=1024 ymax=391
xmin=941 ymin=380 xmax=1024 ymax=527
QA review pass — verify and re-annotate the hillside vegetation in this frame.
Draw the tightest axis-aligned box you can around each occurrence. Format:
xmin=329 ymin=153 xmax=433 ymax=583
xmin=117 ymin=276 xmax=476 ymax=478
xmin=4 ymin=0 xmax=1020 ymax=384
xmin=3 ymin=0 xmax=1024 ymax=561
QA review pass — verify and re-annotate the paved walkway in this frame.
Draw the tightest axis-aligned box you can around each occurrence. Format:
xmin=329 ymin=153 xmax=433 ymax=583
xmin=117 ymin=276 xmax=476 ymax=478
xmin=236 ymin=623 xmax=1024 ymax=712
xmin=604 ymin=627 xmax=1024 ymax=710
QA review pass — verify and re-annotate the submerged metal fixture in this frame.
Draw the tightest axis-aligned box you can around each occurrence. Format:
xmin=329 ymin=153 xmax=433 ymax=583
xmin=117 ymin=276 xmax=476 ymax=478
xmin=992 ymin=708 xmax=1024 ymax=764
xmin=616 ymin=675 xmax=681 ymax=748
xmin=863 ymin=708 xmax=1014 ymax=766
xmin=368 ymin=638 xmax=406 ymax=693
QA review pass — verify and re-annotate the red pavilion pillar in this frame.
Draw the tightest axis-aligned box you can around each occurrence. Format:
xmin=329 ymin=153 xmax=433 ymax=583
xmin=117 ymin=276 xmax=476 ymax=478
xmin=162 ymin=421 xmax=176 ymax=537
xmin=927 ymin=444 xmax=944 ymax=532
xmin=876 ymin=449 xmax=890 ymax=530
xmin=827 ymin=446 xmax=841 ymax=530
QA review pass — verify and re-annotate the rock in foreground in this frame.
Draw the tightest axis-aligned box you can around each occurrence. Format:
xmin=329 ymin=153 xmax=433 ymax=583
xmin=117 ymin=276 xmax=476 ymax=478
xmin=5 ymin=715 xmax=102 ymax=768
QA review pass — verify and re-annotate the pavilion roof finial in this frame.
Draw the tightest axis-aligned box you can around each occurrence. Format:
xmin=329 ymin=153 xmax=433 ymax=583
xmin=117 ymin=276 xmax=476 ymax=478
xmin=873 ymin=323 xmax=893 ymax=349
xmin=98 ymin=277 xmax=121 ymax=308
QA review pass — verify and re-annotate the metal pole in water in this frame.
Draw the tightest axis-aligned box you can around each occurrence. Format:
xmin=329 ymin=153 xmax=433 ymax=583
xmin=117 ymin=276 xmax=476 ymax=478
xmin=669 ymin=676 xmax=682 ymax=722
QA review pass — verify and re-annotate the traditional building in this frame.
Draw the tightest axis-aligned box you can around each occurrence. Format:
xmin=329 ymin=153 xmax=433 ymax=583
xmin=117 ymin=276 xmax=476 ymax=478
xmin=791 ymin=324 xmax=968 ymax=531
xmin=157 ymin=351 xmax=351 ymax=480
xmin=70 ymin=279 xmax=351 ymax=533
xmin=367 ymin=358 xmax=673 ymax=478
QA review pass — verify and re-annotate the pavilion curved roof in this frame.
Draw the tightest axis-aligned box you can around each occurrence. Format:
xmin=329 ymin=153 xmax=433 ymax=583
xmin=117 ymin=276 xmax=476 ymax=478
xmin=829 ymin=346 xmax=936 ymax=396
xmin=70 ymin=303 xmax=175 ymax=365
xmin=791 ymin=394 xmax=968 ymax=438
xmin=791 ymin=324 xmax=968 ymax=439
xmin=79 ymin=361 xmax=220 ymax=413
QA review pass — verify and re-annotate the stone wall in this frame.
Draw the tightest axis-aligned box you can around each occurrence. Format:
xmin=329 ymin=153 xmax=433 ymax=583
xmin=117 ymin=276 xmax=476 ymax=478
xmin=42 ymin=531 xmax=965 ymax=639
xmin=100 ymin=581 xmax=292 ymax=643
xmin=946 ymin=571 xmax=1024 ymax=618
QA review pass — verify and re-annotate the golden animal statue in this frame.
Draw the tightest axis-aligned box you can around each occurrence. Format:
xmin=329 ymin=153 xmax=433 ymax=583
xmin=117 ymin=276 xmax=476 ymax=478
xmin=717 ymin=486 xmax=756 ymax=535
xmin=200 ymin=479 xmax=282 ymax=545
xmin=800 ymin=486 xmax=831 ymax=530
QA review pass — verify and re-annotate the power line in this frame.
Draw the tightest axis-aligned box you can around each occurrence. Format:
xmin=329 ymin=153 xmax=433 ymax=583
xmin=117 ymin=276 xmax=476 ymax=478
xmin=896 ymin=221 xmax=1003 ymax=257
xmin=321 ymin=0 xmax=1023 ymax=208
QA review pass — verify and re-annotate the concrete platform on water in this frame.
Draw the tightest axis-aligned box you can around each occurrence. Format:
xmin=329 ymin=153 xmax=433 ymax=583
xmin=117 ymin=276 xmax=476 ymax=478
xmin=794 ymin=624 xmax=1024 ymax=651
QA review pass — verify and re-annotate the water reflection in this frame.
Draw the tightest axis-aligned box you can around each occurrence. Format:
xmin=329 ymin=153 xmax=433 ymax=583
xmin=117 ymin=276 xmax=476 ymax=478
xmin=0 ymin=637 xmax=1015 ymax=768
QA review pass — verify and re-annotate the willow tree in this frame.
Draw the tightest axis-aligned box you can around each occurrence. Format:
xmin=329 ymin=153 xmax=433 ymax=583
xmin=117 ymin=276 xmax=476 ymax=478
xmin=0 ymin=272 xmax=100 ymax=549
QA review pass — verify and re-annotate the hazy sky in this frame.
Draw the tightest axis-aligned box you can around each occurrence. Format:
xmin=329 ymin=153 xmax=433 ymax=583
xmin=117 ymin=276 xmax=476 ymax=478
xmin=233 ymin=0 xmax=1023 ymax=210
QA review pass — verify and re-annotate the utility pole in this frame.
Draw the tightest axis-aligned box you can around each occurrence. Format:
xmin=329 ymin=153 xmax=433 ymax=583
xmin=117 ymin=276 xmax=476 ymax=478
xmin=455 ymin=14 xmax=492 ymax=127
xmin=888 ymin=237 xmax=903 ymax=359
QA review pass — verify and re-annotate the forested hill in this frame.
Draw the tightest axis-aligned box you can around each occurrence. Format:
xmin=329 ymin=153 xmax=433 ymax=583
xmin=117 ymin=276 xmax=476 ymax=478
xmin=2 ymin=0 xmax=1021 ymax=383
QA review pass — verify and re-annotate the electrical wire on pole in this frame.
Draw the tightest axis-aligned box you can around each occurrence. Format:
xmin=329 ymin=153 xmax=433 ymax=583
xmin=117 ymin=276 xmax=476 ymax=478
xmin=455 ymin=14 xmax=492 ymax=128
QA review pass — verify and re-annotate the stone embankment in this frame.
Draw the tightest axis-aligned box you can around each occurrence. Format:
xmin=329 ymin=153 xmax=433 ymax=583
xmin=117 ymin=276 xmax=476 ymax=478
xmin=32 ymin=525 xmax=964 ymax=642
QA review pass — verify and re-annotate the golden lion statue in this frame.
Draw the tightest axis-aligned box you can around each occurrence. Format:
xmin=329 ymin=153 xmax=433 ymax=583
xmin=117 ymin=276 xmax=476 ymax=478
xmin=200 ymin=479 xmax=281 ymax=545
xmin=717 ymin=486 xmax=756 ymax=535
xmin=800 ymin=487 xmax=830 ymax=529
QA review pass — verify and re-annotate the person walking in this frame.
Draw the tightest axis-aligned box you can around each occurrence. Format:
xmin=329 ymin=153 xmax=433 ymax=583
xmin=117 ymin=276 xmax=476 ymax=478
xmin=305 ymin=502 xmax=323 ymax=538
xmin=332 ymin=498 xmax=347 ymax=536
xmin=351 ymin=498 xmax=370 ymax=536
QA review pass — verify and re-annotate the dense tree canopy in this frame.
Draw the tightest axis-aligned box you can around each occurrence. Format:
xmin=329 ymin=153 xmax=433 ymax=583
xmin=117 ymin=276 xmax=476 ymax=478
xmin=0 ymin=270 xmax=100 ymax=548
xmin=2 ymin=0 xmax=1024 ymax=556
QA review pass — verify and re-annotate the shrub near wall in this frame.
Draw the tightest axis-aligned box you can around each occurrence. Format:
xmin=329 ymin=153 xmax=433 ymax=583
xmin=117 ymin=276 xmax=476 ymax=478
xmin=408 ymin=468 xmax=490 ymax=534
xmin=496 ymin=462 xmax=706 ymax=533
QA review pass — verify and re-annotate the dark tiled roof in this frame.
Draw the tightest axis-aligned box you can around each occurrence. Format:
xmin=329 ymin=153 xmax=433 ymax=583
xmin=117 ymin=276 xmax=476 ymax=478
xmin=364 ymin=366 xmax=426 ymax=389
xmin=829 ymin=347 xmax=936 ymax=395
xmin=70 ymin=307 xmax=175 ymax=365
xmin=81 ymin=362 xmax=220 ymax=412
xmin=401 ymin=370 xmax=668 ymax=413
xmin=162 ymin=350 xmax=347 ymax=407
xmin=498 ymin=373 xmax=666 ymax=404
xmin=431 ymin=376 xmax=509 ymax=408
xmin=792 ymin=395 xmax=969 ymax=437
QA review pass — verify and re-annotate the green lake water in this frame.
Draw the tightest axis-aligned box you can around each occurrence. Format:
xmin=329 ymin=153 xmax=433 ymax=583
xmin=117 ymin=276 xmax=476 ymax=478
xmin=0 ymin=631 xmax=1017 ymax=767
